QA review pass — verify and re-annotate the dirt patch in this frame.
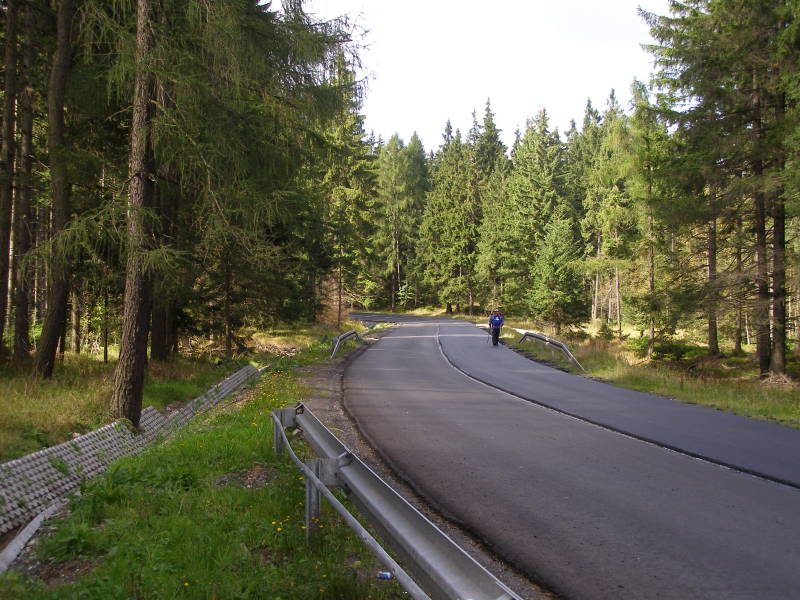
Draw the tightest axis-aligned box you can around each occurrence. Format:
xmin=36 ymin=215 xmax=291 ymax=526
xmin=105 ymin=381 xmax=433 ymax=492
xmin=36 ymin=556 xmax=101 ymax=587
xmin=252 ymin=343 xmax=298 ymax=357
xmin=761 ymin=372 xmax=798 ymax=386
xmin=299 ymin=326 xmax=555 ymax=600
xmin=254 ymin=544 xmax=288 ymax=567
xmin=215 ymin=464 xmax=276 ymax=489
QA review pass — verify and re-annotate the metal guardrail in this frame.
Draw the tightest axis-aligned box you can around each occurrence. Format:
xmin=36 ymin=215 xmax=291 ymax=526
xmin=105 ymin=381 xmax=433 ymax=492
xmin=329 ymin=330 xmax=365 ymax=359
xmin=272 ymin=403 xmax=520 ymax=600
xmin=514 ymin=328 xmax=585 ymax=371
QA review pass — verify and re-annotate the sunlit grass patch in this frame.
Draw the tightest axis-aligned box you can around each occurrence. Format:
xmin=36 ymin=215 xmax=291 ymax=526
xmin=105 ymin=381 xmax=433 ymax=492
xmin=250 ymin=323 xmax=341 ymax=354
xmin=0 ymin=357 xmax=114 ymax=461
xmin=0 ymin=355 xmax=244 ymax=462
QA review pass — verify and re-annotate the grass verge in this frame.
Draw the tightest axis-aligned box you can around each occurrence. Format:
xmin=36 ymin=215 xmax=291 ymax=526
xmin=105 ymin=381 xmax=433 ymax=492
xmin=0 ymin=330 xmax=404 ymax=599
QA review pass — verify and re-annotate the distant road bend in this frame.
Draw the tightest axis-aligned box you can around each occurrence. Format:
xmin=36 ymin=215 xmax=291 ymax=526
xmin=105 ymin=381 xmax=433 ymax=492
xmin=345 ymin=313 xmax=800 ymax=600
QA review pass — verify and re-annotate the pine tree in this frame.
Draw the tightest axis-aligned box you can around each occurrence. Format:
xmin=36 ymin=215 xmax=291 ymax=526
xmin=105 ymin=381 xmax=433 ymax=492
xmin=111 ymin=0 xmax=156 ymax=426
xmin=321 ymin=54 xmax=376 ymax=323
xmin=418 ymin=127 xmax=471 ymax=310
xmin=527 ymin=207 xmax=587 ymax=333
xmin=625 ymin=80 xmax=672 ymax=355
xmin=581 ymin=91 xmax=633 ymax=335
xmin=402 ymin=132 xmax=429 ymax=307
xmin=486 ymin=109 xmax=567 ymax=313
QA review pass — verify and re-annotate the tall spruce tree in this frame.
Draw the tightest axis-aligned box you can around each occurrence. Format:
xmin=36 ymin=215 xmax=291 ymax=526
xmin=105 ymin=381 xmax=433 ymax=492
xmin=321 ymin=55 xmax=375 ymax=323
xmin=528 ymin=206 xmax=587 ymax=333
xmin=418 ymin=126 xmax=472 ymax=311
xmin=491 ymin=109 xmax=567 ymax=313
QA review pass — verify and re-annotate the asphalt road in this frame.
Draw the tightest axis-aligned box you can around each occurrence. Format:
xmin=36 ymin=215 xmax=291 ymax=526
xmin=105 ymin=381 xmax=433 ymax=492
xmin=344 ymin=315 xmax=800 ymax=600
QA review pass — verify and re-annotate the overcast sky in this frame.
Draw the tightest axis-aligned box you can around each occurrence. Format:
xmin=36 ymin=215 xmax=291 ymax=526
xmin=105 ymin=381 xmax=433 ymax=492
xmin=304 ymin=1 xmax=672 ymax=153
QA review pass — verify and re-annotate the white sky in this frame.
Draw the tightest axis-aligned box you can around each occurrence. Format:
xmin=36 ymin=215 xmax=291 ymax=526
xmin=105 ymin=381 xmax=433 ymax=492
xmin=305 ymin=1 xmax=673 ymax=153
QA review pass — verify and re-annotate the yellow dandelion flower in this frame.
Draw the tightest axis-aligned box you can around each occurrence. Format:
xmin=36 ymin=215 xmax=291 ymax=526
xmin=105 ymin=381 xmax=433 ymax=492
xmin=183 ymin=582 xmax=189 ymax=588
xmin=276 ymin=527 xmax=283 ymax=532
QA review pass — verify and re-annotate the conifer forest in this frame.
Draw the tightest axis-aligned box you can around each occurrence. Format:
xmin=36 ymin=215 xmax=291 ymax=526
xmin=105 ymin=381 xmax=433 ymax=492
xmin=0 ymin=0 xmax=798 ymax=426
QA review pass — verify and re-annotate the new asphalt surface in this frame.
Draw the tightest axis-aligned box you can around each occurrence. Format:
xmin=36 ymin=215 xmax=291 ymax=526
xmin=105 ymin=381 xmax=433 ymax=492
xmin=345 ymin=314 xmax=800 ymax=600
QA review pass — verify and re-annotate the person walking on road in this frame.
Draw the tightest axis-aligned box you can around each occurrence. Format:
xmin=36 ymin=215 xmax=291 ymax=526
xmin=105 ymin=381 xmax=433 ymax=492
xmin=488 ymin=308 xmax=504 ymax=346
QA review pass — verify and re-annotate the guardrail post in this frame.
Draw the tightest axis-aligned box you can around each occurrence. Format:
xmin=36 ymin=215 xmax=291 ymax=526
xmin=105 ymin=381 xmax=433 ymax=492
xmin=272 ymin=407 xmax=299 ymax=455
xmin=274 ymin=422 xmax=285 ymax=456
xmin=305 ymin=459 xmax=322 ymax=539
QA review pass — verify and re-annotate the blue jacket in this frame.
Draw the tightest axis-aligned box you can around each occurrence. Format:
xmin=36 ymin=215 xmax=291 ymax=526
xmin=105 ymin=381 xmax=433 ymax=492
xmin=489 ymin=313 xmax=504 ymax=329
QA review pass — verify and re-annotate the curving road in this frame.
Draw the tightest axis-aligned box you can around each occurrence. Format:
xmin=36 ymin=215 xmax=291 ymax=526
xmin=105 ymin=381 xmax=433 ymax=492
xmin=344 ymin=315 xmax=800 ymax=600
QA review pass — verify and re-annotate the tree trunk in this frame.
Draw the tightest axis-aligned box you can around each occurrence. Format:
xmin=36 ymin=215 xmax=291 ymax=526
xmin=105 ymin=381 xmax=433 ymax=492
xmin=34 ymin=202 xmax=47 ymax=323
xmin=103 ymin=284 xmax=109 ymax=363
xmin=59 ymin=319 xmax=66 ymax=355
xmin=753 ymin=185 xmax=771 ymax=375
xmin=769 ymin=192 xmax=786 ymax=374
xmin=751 ymin=71 xmax=771 ymax=375
xmin=744 ymin=311 xmax=751 ymax=346
xmin=33 ymin=0 xmax=74 ymax=378
xmin=769 ymin=93 xmax=787 ymax=375
xmin=224 ymin=258 xmax=232 ymax=360
xmin=0 ymin=0 xmax=19 ymax=357
xmin=645 ymin=214 xmax=655 ymax=356
xmin=150 ymin=292 xmax=169 ymax=361
xmin=733 ymin=219 xmax=743 ymax=355
xmin=592 ymin=237 xmax=600 ymax=321
xmin=734 ymin=308 xmax=743 ymax=355
xmin=707 ymin=213 xmax=719 ymax=356
xmin=71 ymin=287 xmax=81 ymax=353
xmin=112 ymin=0 xmax=155 ymax=427
xmin=615 ymin=267 xmax=621 ymax=338
xmin=336 ymin=258 xmax=343 ymax=327
xmin=13 ymin=3 xmax=34 ymax=361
